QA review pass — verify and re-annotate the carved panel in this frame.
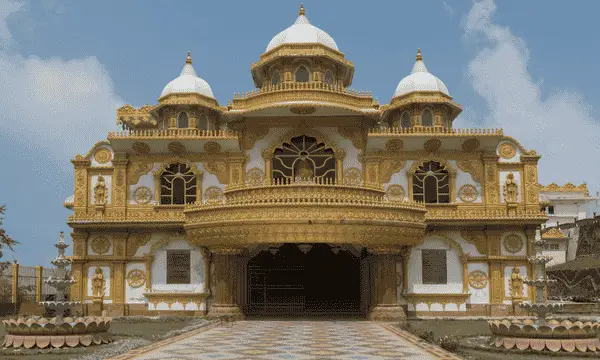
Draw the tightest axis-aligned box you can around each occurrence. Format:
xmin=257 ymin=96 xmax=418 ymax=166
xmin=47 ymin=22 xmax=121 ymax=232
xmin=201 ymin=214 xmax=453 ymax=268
xmin=127 ymin=161 xmax=153 ymax=185
xmin=127 ymin=233 xmax=152 ymax=257
xmin=456 ymin=160 xmax=483 ymax=184
xmin=379 ymin=159 xmax=405 ymax=184
xmin=204 ymin=161 xmax=228 ymax=184
xmin=461 ymin=231 xmax=487 ymax=255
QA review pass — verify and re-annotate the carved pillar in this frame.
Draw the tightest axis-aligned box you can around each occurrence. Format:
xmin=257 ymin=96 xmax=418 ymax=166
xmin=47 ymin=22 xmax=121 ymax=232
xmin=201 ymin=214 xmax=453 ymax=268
xmin=450 ymin=171 xmax=457 ymax=203
xmin=112 ymin=261 xmax=126 ymax=305
xmin=483 ymin=154 xmax=500 ymax=206
xmin=486 ymin=230 xmax=504 ymax=306
xmin=11 ymin=263 xmax=18 ymax=304
xmin=367 ymin=246 xmax=406 ymax=322
xmin=35 ymin=266 xmax=43 ymax=303
xmin=460 ymin=254 xmax=469 ymax=293
xmin=522 ymin=155 xmax=541 ymax=211
xmin=364 ymin=153 xmax=381 ymax=185
xmin=70 ymin=261 xmax=84 ymax=301
xmin=228 ymin=156 xmax=246 ymax=185
xmin=112 ymin=233 xmax=128 ymax=259
xmin=334 ymin=150 xmax=345 ymax=184
xmin=262 ymin=150 xmax=273 ymax=185
xmin=145 ymin=254 xmax=153 ymax=291
xmin=112 ymin=153 xmax=129 ymax=217
xmin=71 ymin=231 xmax=88 ymax=259
xmin=200 ymin=247 xmax=212 ymax=294
xmin=207 ymin=246 xmax=244 ymax=319
xmin=71 ymin=157 xmax=91 ymax=217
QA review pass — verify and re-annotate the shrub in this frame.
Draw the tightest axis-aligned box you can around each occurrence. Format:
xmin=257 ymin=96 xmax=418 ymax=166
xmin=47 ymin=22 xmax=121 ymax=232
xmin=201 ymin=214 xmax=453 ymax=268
xmin=417 ymin=330 xmax=435 ymax=343
xmin=438 ymin=335 xmax=460 ymax=352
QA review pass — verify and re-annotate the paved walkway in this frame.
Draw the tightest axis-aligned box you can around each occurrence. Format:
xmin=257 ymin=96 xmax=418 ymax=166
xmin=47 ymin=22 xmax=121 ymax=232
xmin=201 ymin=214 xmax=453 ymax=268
xmin=114 ymin=320 xmax=463 ymax=360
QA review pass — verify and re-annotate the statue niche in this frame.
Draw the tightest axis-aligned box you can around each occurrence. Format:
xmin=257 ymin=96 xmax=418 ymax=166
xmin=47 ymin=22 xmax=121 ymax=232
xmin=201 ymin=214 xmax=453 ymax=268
xmin=503 ymin=172 xmax=518 ymax=203
xmin=509 ymin=266 xmax=524 ymax=315
xmin=94 ymin=176 xmax=108 ymax=206
xmin=91 ymin=267 xmax=106 ymax=298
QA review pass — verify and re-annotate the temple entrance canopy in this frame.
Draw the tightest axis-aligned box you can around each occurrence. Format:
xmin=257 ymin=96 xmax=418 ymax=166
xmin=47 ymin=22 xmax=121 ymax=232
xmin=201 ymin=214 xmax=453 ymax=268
xmin=246 ymin=243 xmax=360 ymax=316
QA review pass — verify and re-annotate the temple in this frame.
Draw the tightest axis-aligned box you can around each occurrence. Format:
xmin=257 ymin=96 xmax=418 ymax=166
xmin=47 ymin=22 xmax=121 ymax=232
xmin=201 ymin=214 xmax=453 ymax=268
xmin=64 ymin=4 xmax=546 ymax=320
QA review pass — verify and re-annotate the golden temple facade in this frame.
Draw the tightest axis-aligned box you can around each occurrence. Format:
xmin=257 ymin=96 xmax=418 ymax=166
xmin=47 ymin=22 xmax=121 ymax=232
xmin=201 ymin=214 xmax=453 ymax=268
xmin=65 ymin=5 xmax=546 ymax=320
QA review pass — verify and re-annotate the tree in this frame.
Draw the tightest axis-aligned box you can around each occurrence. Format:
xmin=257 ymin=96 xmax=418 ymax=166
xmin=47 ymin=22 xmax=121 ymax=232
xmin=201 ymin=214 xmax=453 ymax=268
xmin=0 ymin=204 xmax=17 ymax=271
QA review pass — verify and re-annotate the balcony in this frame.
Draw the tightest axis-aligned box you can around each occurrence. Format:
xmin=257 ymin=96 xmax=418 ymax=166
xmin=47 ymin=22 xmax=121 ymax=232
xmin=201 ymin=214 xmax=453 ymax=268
xmin=107 ymin=128 xmax=239 ymax=140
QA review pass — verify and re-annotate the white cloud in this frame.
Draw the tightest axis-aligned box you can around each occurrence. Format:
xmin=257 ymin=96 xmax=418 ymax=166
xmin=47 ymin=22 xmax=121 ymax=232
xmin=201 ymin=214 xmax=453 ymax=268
xmin=463 ymin=0 xmax=600 ymax=191
xmin=442 ymin=1 xmax=454 ymax=16
xmin=0 ymin=0 xmax=22 ymax=48
xmin=0 ymin=0 xmax=122 ymax=172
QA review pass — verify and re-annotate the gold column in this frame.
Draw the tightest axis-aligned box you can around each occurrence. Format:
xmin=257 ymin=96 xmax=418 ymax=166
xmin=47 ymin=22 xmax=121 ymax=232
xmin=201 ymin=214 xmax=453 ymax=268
xmin=71 ymin=231 xmax=88 ymax=259
xmin=486 ymin=230 xmax=504 ymax=305
xmin=35 ymin=266 xmax=43 ymax=303
xmin=335 ymin=150 xmax=345 ymax=184
xmin=71 ymin=157 xmax=91 ymax=218
xmin=262 ymin=150 xmax=273 ymax=185
xmin=201 ymin=247 xmax=211 ymax=294
xmin=460 ymin=254 xmax=469 ymax=293
xmin=522 ymin=154 xmax=541 ymax=211
xmin=112 ymin=261 xmax=126 ymax=305
xmin=228 ymin=156 xmax=246 ymax=185
xmin=70 ymin=261 xmax=84 ymax=301
xmin=483 ymin=153 xmax=499 ymax=206
xmin=11 ymin=263 xmax=19 ymax=304
xmin=450 ymin=172 xmax=457 ymax=203
xmin=145 ymin=254 xmax=153 ymax=291
xmin=207 ymin=246 xmax=244 ymax=319
xmin=112 ymin=153 xmax=129 ymax=218
xmin=367 ymin=246 xmax=406 ymax=322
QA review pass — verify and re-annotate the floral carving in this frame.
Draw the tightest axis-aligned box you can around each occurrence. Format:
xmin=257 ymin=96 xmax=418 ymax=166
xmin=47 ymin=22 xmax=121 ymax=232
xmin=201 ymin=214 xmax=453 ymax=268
xmin=343 ymin=167 xmax=362 ymax=185
xmin=127 ymin=161 xmax=153 ymax=185
xmin=499 ymin=143 xmax=517 ymax=159
xmin=385 ymin=139 xmax=403 ymax=152
xmin=469 ymin=270 xmax=488 ymax=289
xmin=203 ymin=142 xmax=221 ymax=153
xmin=94 ymin=148 xmax=112 ymax=164
xmin=126 ymin=269 xmax=146 ymax=288
xmin=204 ymin=186 xmax=224 ymax=204
xmin=504 ymin=234 xmax=524 ymax=253
xmin=424 ymin=138 xmax=441 ymax=153
xmin=133 ymin=186 xmax=152 ymax=204
xmin=456 ymin=160 xmax=483 ymax=184
xmin=168 ymin=142 xmax=186 ymax=155
xmin=132 ymin=142 xmax=151 ymax=155
xmin=91 ymin=236 xmax=111 ymax=255
xmin=246 ymin=167 xmax=265 ymax=186
xmin=458 ymin=184 xmax=479 ymax=203
xmin=385 ymin=185 xmax=405 ymax=200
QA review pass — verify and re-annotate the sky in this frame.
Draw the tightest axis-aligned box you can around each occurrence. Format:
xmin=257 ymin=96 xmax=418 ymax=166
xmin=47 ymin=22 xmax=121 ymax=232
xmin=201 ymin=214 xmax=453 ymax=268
xmin=0 ymin=0 xmax=599 ymax=265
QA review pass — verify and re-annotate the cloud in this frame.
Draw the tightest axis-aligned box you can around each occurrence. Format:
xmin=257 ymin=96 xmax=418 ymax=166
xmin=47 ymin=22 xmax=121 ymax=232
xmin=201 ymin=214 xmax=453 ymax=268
xmin=0 ymin=0 xmax=22 ymax=48
xmin=442 ymin=1 xmax=454 ymax=17
xmin=463 ymin=0 xmax=600 ymax=191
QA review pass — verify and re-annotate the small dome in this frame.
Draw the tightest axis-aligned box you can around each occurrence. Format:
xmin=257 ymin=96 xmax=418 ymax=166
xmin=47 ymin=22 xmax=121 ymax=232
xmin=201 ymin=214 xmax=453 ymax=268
xmin=160 ymin=52 xmax=215 ymax=99
xmin=393 ymin=49 xmax=449 ymax=98
xmin=266 ymin=4 xmax=338 ymax=52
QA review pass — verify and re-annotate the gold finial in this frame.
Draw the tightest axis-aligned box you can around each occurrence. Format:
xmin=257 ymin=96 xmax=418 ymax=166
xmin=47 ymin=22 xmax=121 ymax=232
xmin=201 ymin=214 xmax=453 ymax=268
xmin=299 ymin=3 xmax=305 ymax=16
xmin=416 ymin=48 xmax=422 ymax=61
xmin=186 ymin=51 xmax=192 ymax=64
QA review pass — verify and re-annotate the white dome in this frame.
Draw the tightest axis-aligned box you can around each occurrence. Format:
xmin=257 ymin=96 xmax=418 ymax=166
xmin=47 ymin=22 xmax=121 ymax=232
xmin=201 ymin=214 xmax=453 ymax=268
xmin=160 ymin=53 xmax=214 ymax=99
xmin=393 ymin=50 xmax=449 ymax=98
xmin=266 ymin=5 xmax=338 ymax=52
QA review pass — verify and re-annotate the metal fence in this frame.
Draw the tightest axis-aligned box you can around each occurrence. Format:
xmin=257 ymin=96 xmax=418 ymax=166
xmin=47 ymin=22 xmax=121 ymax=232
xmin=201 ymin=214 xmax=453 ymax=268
xmin=0 ymin=263 xmax=60 ymax=304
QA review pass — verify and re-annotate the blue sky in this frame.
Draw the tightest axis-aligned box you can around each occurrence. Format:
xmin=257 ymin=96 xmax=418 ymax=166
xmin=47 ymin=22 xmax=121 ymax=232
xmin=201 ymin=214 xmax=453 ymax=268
xmin=0 ymin=0 xmax=599 ymax=265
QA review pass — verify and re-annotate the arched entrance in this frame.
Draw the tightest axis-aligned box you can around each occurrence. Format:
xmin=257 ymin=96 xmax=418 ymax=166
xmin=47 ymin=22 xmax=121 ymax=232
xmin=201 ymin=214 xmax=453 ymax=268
xmin=246 ymin=243 xmax=361 ymax=316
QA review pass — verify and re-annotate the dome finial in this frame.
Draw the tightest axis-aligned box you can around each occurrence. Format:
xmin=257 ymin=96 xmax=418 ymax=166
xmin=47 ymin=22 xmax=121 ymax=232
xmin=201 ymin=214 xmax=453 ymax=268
xmin=299 ymin=3 xmax=305 ymax=16
xmin=186 ymin=51 xmax=192 ymax=64
xmin=416 ymin=48 xmax=422 ymax=61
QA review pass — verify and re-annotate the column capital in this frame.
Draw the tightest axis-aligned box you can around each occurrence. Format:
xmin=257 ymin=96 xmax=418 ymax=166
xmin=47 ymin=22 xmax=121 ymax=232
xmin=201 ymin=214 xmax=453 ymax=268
xmin=209 ymin=246 xmax=244 ymax=256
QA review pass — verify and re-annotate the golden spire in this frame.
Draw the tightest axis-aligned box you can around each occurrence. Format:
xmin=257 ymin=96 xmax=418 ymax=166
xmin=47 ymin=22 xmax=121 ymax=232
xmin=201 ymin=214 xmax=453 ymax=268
xmin=186 ymin=51 xmax=192 ymax=64
xmin=299 ymin=3 xmax=305 ymax=16
xmin=416 ymin=48 xmax=422 ymax=61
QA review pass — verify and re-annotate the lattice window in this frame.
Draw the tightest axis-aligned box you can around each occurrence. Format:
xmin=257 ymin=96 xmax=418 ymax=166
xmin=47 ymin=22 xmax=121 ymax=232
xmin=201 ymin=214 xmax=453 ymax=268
xmin=421 ymin=109 xmax=433 ymax=126
xmin=160 ymin=163 xmax=197 ymax=205
xmin=167 ymin=250 xmax=191 ymax=284
xmin=324 ymin=70 xmax=334 ymax=85
xmin=295 ymin=66 xmax=310 ymax=82
xmin=401 ymin=112 xmax=412 ymax=128
xmin=413 ymin=161 xmax=450 ymax=203
xmin=177 ymin=112 xmax=189 ymax=128
xmin=271 ymin=70 xmax=281 ymax=86
xmin=272 ymin=135 xmax=336 ymax=183
xmin=422 ymin=249 xmax=447 ymax=284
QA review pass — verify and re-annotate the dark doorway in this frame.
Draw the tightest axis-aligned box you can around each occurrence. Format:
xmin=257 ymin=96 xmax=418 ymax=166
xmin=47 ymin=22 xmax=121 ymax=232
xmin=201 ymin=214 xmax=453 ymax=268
xmin=246 ymin=243 xmax=361 ymax=316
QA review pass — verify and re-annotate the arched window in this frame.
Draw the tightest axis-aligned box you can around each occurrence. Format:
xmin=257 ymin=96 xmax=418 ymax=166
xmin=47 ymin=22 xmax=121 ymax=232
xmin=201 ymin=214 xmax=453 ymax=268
xmin=197 ymin=115 xmax=209 ymax=131
xmin=272 ymin=135 xmax=336 ymax=183
xmin=271 ymin=70 xmax=281 ymax=86
xmin=159 ymin=119 xmax=169 ymax=130
xmin=160 ymin=163 xmax=197 ymax=205
xmin=413 ymin=161 xmax=450 ymax=203
xmin=401 ymin=112 xmax=412 ymax=128
xmin=421 ymin=110 xmax=433 ymax=126
xmin=295 ymin=66 xmax=310 ymax=82
xmin=177 ymin=112 xmax=189 ymax=128
xmin=324 ymin=70 xmax=334 ymax=85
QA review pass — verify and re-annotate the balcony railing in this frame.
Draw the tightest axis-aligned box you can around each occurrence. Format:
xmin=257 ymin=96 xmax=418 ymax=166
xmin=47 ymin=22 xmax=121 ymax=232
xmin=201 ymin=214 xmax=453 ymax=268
xmin=107 ymin=128 xmax=239 ymax=140
xmin=369 ymin=127 xmax=503 ymax=136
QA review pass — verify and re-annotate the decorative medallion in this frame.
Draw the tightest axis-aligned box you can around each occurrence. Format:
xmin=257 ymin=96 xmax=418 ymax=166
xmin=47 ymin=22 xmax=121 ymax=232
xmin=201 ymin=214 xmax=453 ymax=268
xmin=132 ymin=142 xmax=150 ymax=155
xmin=458 ymin=184 xmax=479 ymax=203
xmin=343 ymin=167 xmax=362 ymax=185
xmin=246 ymin=167 xmax=265 ymax=186
xmin=203 ymin=142 xmax=221 ymax=154
xmin=468 ymin=270 xmax=488 ymax=289
xmin=133 ymin=186 xmax=153 ymax=205
xmin=126 ymin=269 xmax=146 ymax=288
xmin=290 ymin=106 xmax=316 ymax=115
xmin=385 ymin=139 xmax=403 ymax=152
xmin=204 ymin=186 xmax=223 ymax=204
xmin=504 ymin=234 xmax=524 ymax=254
xmin=91 ymin=236 xmax=111 ymax=255
xmin=423 ymin=138 xmax=441 ymax=153
xmin=499 ymin=143 xmax=517 ymax=159
xmin=461 ymin=138 xmax=480 ymax=153
xmin=94 ymin=148 xmax=112 ymax=164
xmin=385 ymin=185 xmax=405 ymax=200
xmin=167 ymin=142 xmax=186 ymax=155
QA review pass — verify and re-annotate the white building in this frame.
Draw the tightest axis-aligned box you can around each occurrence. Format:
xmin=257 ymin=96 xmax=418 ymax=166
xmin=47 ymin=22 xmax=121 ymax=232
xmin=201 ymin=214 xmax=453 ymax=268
xmin=539 ymin=183 xmax=599 ymax=227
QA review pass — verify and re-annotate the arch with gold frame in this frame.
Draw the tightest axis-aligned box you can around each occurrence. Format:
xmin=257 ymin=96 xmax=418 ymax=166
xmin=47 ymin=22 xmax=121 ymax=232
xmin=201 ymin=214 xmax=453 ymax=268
xmin=153 ymin=158 xmax=203 ymax=205
xmin=407 ymin=158 xmax=457 ymax=203
xmin=262 ymin=129 xmax=345 ymax=184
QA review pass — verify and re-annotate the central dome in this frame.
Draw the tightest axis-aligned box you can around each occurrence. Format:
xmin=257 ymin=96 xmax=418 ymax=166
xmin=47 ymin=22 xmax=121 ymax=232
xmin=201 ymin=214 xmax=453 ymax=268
xmin=266 ymin=4 xmax=338 ymax=52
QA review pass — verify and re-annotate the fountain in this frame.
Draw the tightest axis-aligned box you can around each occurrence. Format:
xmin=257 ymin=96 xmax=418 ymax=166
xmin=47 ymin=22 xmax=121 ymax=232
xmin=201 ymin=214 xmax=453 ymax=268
xmin=488 ymin=228 xmax=600 ymax=352
xmin=2 ymin=232 xmax=112 ymax=349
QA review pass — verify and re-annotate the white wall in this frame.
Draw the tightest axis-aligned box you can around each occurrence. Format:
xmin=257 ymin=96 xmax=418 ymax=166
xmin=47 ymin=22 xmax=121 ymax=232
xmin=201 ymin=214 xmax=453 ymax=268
xmin=125 ymin=262 xmax=147 ymax=304
xmin=407 ymin=237 xmax=463 ymax=294
xmin=150 ymin=238 xmax=206 ymax=293
xmin=467 ymin=263 xmax=489 ymax=304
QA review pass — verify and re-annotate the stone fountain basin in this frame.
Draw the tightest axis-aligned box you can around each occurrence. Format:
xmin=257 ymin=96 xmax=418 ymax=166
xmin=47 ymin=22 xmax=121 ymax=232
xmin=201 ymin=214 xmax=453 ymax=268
xmin=488 ymin=319 xmax=600 ymax=352
xmin=2 ymin=316 xmax=112 ymax=349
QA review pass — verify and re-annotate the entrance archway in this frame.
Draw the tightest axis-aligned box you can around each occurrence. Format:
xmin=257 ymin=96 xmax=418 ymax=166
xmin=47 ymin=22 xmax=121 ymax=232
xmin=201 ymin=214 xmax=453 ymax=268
xmin=246 ymin=243 xmax=361 ymax=316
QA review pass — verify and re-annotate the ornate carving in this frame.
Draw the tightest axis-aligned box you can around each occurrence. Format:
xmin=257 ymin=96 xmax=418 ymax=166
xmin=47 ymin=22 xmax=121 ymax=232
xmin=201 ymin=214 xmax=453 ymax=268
xmin=127 ymin=161 xmax=153 ymax=185
xmin=499 ymin=143 xmax=517 ymax=159
xmin=204 ymin=161 xmax=228 ymax=184
xmin=204 ymin=186 xmax=224 ymax=204
xmin=337 ymin=126 xmax=365 ymax=149
xmin=131 ymin=142 xmax=151 ymax=155
xmin=458 ymin=184 xmax=479 ymax=203
xmin=290 ymin=106 xmax=316 ymax=114
xmin=91 ymin=236 xmax=111 ymax=255
xmin=241 ymin=127 xmax=269 ymax=150
xmin=133 ymin=186 xmax=153 ymax=204
xmin=504 ymin=234 xmax=524 ymax=254
xmin=509 ymin=266 xmax=524 ymax=300
xmin=246 ymin=167 xmax=265 ymax=185
xmin=93 ymin=176 xmax=108 ymax=205
xmin=91 ymin=267 xmax=105 ymax=297
xmin=203 ymin=142 xmax=221 ymax=154
xmin=385 ymin=139 xmax=403 ymax=152
xmin=343 ymin=167 xmax=362 ymax=185
xmin=424 ymin=138 xmax=442 ymax=153
xmin=460 ymin=231 xmax=488 ymax=255
xmin=94 ymin=148 xmax=112 ymax=164
xmin=456 ymin=160 xmax=483 ymax=184
xmin=126 ymin=269 xmax=146 ymax=288
xmin=461 ymin=138 xmax=480 ymax=152
xmin=379 ymin=159 xmax=405 ymax=184
xmin=542 ymin=228 xmax=567 ymax=239
xmin=539 ymin=182 xmax=589 ymax=196
xmin=385 ymin=185 xmax=405 ymax=200
xmin=469 ymin=270 xmax=488 ymax=289
xmin=168 ymin=142 xmax=186 ymax=155
xmin=127 ymin=233 xmax=152 ymax=257
xmin=503 ymin=172 xmax=518 ymax=203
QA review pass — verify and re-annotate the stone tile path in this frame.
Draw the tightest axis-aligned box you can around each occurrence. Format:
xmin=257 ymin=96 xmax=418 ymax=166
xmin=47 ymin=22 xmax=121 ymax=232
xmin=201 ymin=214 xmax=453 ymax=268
xmin=112 ymin=320 xmax=463 ymax=360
